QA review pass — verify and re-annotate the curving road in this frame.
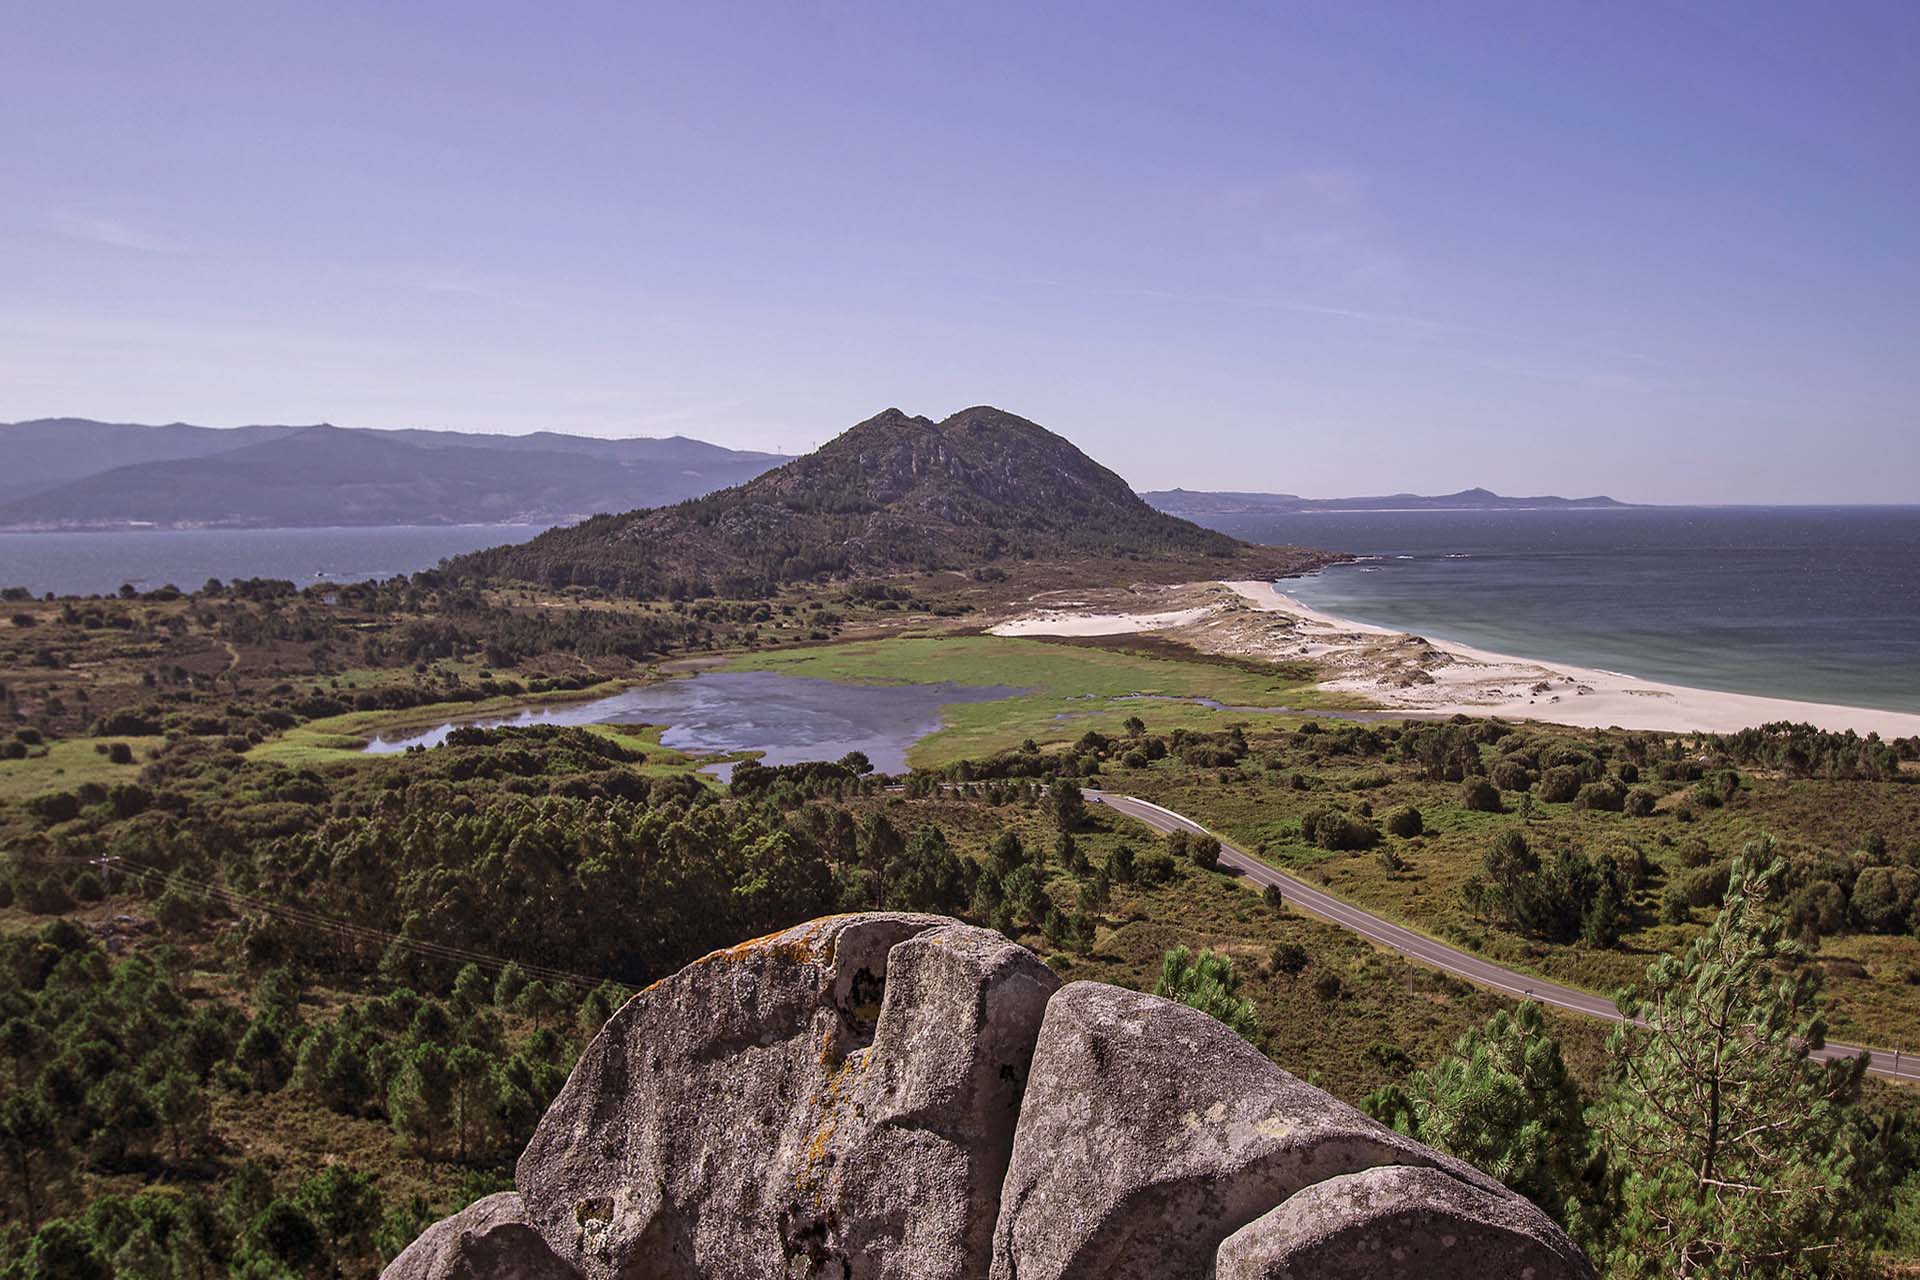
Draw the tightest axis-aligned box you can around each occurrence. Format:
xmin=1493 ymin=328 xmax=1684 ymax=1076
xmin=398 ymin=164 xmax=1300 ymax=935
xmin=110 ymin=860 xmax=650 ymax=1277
xmin=1088 ymin=788 xmax=1917 ymax=1084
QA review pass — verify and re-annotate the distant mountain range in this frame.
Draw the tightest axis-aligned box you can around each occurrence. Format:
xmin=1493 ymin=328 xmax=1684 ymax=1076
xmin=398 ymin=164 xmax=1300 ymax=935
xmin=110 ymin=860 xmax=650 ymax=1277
xmin=1141 ymin=486 xmax=1631 ymax=516
xmin=455 ymin=406 xmax=1331 ymax=596
xmin=0 ymin=418 xmax=791 ymax=530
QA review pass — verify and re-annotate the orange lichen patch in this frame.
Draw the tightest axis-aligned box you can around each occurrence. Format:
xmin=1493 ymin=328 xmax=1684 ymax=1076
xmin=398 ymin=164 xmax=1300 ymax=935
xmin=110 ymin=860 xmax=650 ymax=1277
xmin=689 ymin=918 xmax=836 ymax=971
xmin=795 ymin=1116 xmax=837 ymax=1208
xmin=795 ymin=1044 xmax=880 ymax=1208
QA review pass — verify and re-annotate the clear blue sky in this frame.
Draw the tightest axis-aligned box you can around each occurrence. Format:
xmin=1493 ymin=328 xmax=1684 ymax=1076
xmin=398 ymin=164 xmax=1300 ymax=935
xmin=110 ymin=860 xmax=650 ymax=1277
xmin=5 ymin=2 xmax=1916 ymax=502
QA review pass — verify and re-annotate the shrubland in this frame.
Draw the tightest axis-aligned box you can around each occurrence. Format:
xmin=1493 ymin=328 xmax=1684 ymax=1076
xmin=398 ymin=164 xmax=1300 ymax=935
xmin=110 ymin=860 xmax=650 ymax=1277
xmin=4 ymin=576 xmax=1919 ymax=1276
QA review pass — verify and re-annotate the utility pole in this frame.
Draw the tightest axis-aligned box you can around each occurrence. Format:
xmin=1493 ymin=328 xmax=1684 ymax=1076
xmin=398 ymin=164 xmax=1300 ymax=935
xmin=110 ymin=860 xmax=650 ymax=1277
xmin=99 ymin=851 xmax=114 ymax=948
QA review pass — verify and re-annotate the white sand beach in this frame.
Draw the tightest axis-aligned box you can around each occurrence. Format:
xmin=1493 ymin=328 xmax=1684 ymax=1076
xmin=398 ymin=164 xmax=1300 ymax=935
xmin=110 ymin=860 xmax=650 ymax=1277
xmin=990 ymin=604 xmax=1219 ymax=637
xmin=989 ymin=580 xmax=1920 ymax=738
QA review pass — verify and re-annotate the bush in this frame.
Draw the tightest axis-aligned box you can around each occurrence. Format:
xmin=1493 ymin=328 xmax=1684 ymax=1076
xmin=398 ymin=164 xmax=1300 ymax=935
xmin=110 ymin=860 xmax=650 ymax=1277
xmin=1383 ymin=804 xmax=1423 ymax=838
xmin=1676 ymin=836 xmax=1713 ymax=868
xmin=1655 ymin=758 xmax=1705 ymax=783
xmin=1188 ymin=834 xmax=1222 ymax=871
xmin=1300 ymin=807 xmax=1379 ymax=851
xmin=1262 ymin=883 xmax=1285 ymax=913
xmin=107 ymin=741 xmax=134 ymax=765
xmin=1461 ymin=778 xmax=1503 ymax=813
xmin=1490 ymin=759 xmax=1535 ymax=792
xmin=1788 ymin=880 xmax=1847 ymax=939
xmin=1851 ymin=866 xmax=1920 ymax=934
xmin=156 ymin=887 xmax=205 ymax=934
xmin=21 ymin=876 xmax=74 ymax=913
xmin=1136 ymin=852 xmax=1176 ymax=885
xmin=1660 ymin=885 xmax=1690 ymax=924
xmin=1573 ymin=780 xmax=1626 ymax=812
xmin=1624 ymin=788 xmax=1657 ymax=818
xmin=1270 ymin=941 xmax=1309 ymax=975
xmin=1680 ymin=862 xmax=1732 ymax=909
xmin=28 ymin=791 xmax=80 ymax=825
xmin=1536 ymin=767 xmax=1582 ymax=803
xmin=1543 ymin=747 xmax=1600 ymax=778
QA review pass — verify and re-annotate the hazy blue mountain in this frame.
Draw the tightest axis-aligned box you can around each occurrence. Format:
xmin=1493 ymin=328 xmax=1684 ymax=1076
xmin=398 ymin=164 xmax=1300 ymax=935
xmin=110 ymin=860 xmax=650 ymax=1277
xmin=0 ymin=418 xmax=789 ymax=528
xmin=0 ymin=419 xmax=303 ymax=502
xmin=1141 ymin=486 xmax=1631 ymax=515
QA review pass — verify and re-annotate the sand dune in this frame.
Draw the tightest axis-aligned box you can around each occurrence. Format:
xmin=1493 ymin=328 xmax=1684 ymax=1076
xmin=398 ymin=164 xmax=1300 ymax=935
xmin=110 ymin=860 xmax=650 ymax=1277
xmin=987 ymin=579 xmax=1920 ymax=737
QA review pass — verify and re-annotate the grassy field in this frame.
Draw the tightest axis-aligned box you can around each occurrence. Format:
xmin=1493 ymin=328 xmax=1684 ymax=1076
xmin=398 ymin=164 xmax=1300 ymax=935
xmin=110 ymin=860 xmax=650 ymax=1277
xmin=246 ymin=679 xmax=642 ymax=766
xmin=723 ymin=634 xmax=1329 ymax=766
xmin=0 ymin=734 xmax=167 ymax=801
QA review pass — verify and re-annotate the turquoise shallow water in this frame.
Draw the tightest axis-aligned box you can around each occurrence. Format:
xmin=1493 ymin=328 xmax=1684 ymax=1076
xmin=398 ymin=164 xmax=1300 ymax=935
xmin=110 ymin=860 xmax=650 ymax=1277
xmin=1203 ymin=506 xmax=1920 ymax=715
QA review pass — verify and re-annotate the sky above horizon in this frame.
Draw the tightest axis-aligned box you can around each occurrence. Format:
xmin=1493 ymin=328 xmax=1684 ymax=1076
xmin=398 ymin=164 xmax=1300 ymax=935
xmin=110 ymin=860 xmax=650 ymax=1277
xmin=4 ymin=3 xmax=1917 ymax=503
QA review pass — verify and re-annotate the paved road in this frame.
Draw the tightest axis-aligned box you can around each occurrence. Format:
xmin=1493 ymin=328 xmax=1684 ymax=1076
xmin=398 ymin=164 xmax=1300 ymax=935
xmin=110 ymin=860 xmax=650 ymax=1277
xmin=1088 ymin=789 xmax=1917 ymax=1084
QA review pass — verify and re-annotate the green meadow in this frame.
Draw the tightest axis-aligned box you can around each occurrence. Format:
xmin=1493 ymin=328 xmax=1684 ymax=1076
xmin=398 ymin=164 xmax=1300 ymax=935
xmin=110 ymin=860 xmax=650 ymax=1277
xmin=722 ymin=634 xmax=1332 ymax=766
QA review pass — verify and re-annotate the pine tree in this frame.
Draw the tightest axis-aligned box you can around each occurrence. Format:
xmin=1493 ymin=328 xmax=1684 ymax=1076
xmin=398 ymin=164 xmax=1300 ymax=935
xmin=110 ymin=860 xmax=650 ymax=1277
xmin=1154 ymin=946 xmax=1260 ymax=1044
xmin=147 ymin=1067 xmax=208 ymax=1163
xmin=1599 ymin=844 xmax=1885 ymax=1276
xmin=387 ymin=1044 xmax=453 ymax=1158
xmin=1363 ymin=1001 xmax=1599 ymax=1242
xmin=293 ymin=1165 xmax=384 ymax=1275
xmin=447 ymin=1045 xmax=499 ymax=1165
xmin=0 ymin=1092 xmax=62 ymax=1227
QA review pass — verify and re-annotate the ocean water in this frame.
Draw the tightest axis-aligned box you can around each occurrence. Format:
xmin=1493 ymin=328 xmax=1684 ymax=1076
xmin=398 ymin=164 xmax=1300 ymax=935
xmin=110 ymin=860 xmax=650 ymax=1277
xmin=0 ymin=525 xmax=549 ymax=597
xmin=1204 ymin=506 xmax=1920 ymax=715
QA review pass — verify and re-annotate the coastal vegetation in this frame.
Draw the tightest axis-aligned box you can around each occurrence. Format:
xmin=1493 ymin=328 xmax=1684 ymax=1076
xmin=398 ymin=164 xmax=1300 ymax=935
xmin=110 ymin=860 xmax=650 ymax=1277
xmin=4 ymin=415 xmax=1918 ymax=1276
xmin=6 ymin=579 xmax=1919 ymax=1275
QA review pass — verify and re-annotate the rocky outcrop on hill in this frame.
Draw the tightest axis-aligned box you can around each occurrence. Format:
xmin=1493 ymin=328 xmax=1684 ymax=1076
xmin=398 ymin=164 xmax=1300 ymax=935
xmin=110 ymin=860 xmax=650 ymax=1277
xmin=383 ymin=914 xmax=1594 ymax=1280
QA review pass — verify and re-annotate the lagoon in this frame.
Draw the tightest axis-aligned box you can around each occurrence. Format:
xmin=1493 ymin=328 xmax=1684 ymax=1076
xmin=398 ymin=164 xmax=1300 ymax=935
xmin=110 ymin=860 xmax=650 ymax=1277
xmin=361 ymin=670 xmax=1025 ymax=774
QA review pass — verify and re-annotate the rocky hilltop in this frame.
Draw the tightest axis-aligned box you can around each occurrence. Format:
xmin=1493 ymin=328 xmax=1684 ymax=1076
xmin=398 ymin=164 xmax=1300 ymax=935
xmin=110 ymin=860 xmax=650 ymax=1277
xmin=451 ymin=406 xmax=1333 ymax=596
xmin=385 ymin=913 xmax=1593 ymax=1279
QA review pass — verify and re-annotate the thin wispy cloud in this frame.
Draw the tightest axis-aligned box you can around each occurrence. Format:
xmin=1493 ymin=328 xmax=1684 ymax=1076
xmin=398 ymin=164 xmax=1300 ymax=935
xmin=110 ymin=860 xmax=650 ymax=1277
xmin=413 ymin=270 xmax=494 ymax=298
xmin=626 ymin=398 xmax=751 ymax=429
xmin=1035 ymin=278 xmax=1519 ymax=343
xmin=49 ymin=209 xmax=189 ymax=254
xmin=1031 ymin=276 xmax=1660 ymax=377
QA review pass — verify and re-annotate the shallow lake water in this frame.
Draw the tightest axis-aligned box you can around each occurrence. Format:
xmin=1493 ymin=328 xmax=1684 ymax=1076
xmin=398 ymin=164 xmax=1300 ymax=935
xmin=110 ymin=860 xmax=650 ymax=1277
xmin=361 ymin=670 xmax=1024 ymax=774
